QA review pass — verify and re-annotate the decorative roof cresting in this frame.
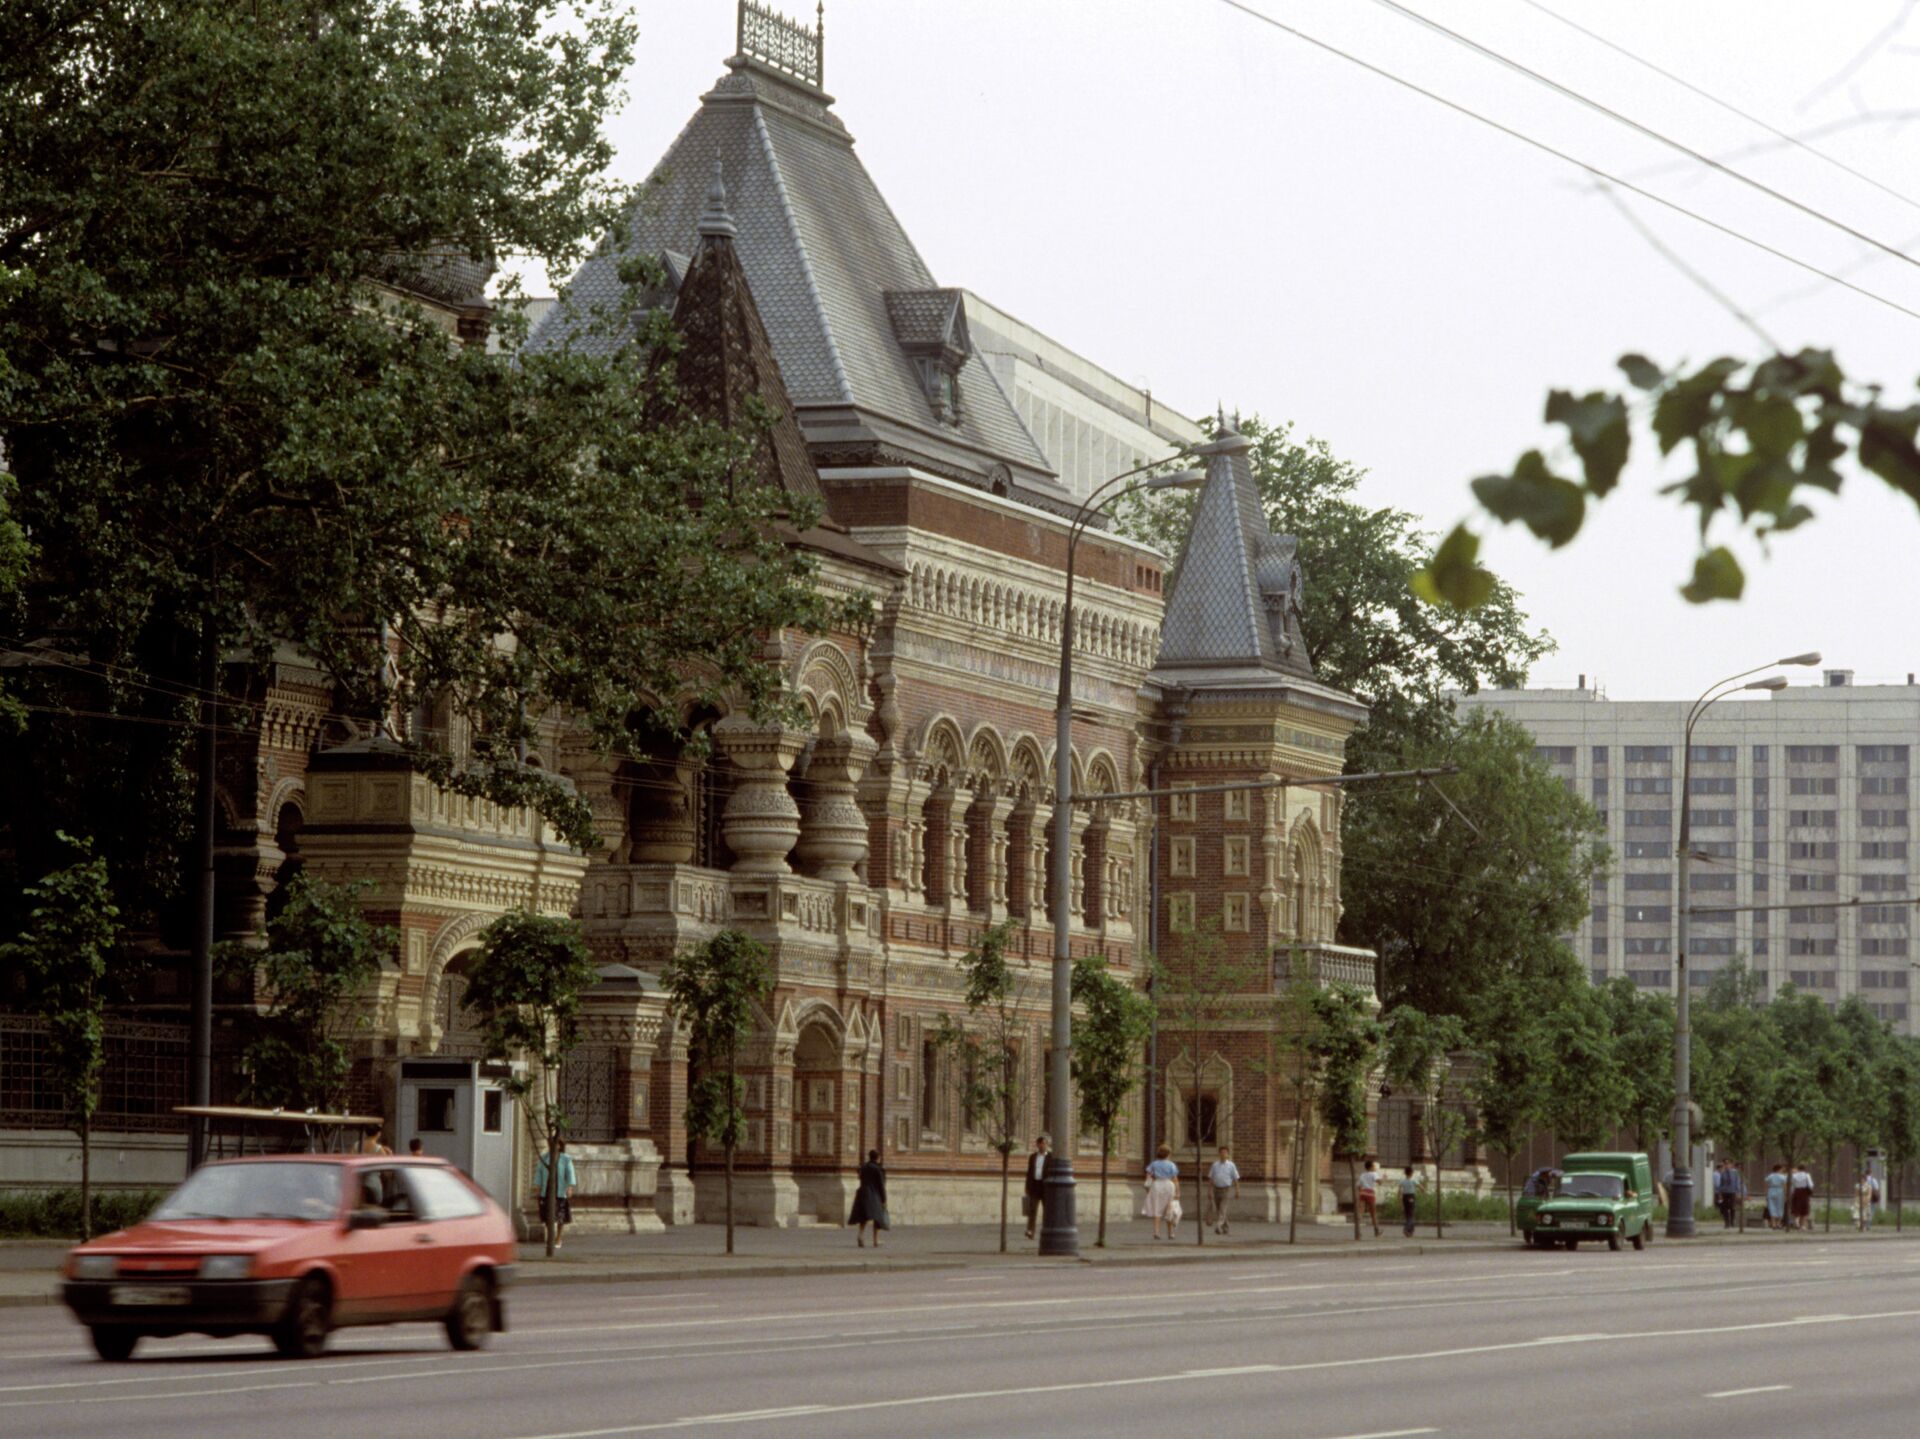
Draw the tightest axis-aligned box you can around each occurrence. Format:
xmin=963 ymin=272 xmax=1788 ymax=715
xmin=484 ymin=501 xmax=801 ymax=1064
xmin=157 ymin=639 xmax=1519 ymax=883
xmin=737 ymin=1 xmax=824 ymax=90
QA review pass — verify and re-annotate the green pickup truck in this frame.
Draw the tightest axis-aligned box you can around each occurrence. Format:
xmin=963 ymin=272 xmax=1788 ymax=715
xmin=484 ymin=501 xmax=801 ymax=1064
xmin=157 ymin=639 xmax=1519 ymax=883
xmin=1516 ymin=1151 xmax=1656 ymax=1252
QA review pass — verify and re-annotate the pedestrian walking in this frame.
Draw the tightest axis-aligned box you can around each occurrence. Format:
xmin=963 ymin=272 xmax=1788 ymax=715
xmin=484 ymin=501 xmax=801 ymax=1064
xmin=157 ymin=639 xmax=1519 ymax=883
xmin=1855 ymin=1168 xmax=1880 ymax=1232
xmin=1357 ymin=1157 xmax=1382 ymax=1237
xmin=1721 ymin=1161 xmax=1746 ymax=1230
xmin=360 ymin=1122 xmax=392 ymax=1156
xmin=407 ymin=1137 xmax=425 ymax=1157
xmin=1208 ymin=1146 xmax=1240 ymax=1235
xmin=1022 ymin=1134 xmax=1051 ymax=1241
xmin=1712 ymin=1161 xmax=1736 ymax=1228
xmin=1398 ymin=1165 xmax=1422 ymax=1237
xmin=1143 ymin=1144 xmax=1180 ymax=1240
xmin=1764 ymin=1163 xmax=1788 ymax=1230
xmin=849 ymin=1149 xmax=889 ymax=1248
xmin=534 ymin=1139 xmax=577 ymax=1251
xmin=1790 ymin=1162 xmax=1815 ymax=1231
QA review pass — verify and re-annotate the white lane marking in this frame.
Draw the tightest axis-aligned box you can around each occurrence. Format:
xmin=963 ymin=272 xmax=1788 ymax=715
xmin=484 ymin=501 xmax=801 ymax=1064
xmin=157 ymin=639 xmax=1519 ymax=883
xmin=684 ymin=1407 xmax=827 ymax=1422
xmin=1707 ymin=1385 xmax=1792 ymax=1398
xmin=1321 ymin=1430 xmax=1438 ymax=1439
xmin=501 ymin=1309 xmax=1920 ymax=1439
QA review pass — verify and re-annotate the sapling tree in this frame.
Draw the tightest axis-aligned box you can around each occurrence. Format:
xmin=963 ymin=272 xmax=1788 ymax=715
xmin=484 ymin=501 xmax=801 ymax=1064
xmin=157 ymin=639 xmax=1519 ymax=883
xmin=1309 ymin=983 xmax=1384 ymax=1241
xmin=937 ymin=922 xmax=1032 ymax=1255
xmin=1071 ymin=953 xmax=1154 ymax=1248
xmin=663 ymin=929 xmax=774 ymax=1258
xmin=461 ymin=910 xmax=599 ymax=1258
xmin=1386 ymin=1007 xmax=1469 ymax=1237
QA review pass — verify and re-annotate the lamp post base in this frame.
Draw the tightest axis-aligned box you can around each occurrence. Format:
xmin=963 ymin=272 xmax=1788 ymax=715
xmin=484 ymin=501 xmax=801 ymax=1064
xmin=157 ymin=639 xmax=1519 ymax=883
xmin=1666 ymin=1172 xmax=1696 ymax=1238
xmin=1039 ymin=1163 xmax=1079 ymax=1256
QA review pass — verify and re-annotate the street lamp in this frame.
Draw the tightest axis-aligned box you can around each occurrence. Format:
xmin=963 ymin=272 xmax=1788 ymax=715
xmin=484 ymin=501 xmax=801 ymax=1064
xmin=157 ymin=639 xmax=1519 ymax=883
xmin=1668 ymin=650 xmax=1820 ymax=1238
xmin=1040 ymin=457 xmax=1205 ymax=1258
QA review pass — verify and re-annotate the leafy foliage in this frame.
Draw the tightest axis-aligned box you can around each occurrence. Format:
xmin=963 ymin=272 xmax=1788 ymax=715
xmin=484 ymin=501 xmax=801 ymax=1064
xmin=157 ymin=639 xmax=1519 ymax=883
xmin=1070 ymin=953 xmax=1153 ymax=1248
xmin=1384 ymin=1007 xmax=1468 ymax=1235
xmin=1308 ymin=983 xmax=1383 ymax=1240
xmin=662 ymin=929 xmax=774 ymax=1256
xmin=1466 ymin=973 xmax=1553 ymax=1232
xmin=1417 ymin=348 xmax=1920 ymax=607
xmin=220 ymin=874 xmax=393 ymax=1112
xmin=937 ymin=921 xmax=1033 ymax=1254
xmin=1344 ymin=709 xmax=1604 ymax=1018
xmin=1597 ymin=979 xmax=1676 ymax=1151
xmin=0 ymin=0 xmax=853 ymax=917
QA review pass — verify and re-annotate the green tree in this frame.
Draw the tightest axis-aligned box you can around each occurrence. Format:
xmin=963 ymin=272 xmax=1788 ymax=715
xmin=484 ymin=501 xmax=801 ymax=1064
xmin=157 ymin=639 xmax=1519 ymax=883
xmin=1597 ymin=979 xmax=1676 ymax=1154
xmin=1538 ymin=984 xmax=1630 ymax=1154
xmin=0 ymin=0 xmax=850 ymax=927
xmin=220 ymin=875 xmax=393 ymax=1112
xmin=1878 ymin=1038 xmax=1920 ymax=1230
xmin=1309 ymin=984 xmax=1384 ymax=1241
xmin=460 ymin=910 xmax=599 ymax=1258
xmin=1415 ymin=350 xmax=1920 ymax=610
xmin=1467 ymin=974 xmax=1553 ymax=1234
xmin=662 ymin=929 xmax=774 ymax=1258
xmin=1 ymin=834 xmax=119 ymax=1236
xmin=937 ymin=922 xmax=1034 ymax=1255
xmin=1071 ymin=953 xmax=1154 ymax=1249
xmin=1385 ymin=1007 xmax=1469 ymax=1236
xmin=1344 ymin=709 xmax=1604 ymax=1018
xmin=1762 ymin=988 xmax=1837 ymax=1203
xmin=1695 ymin=963 xmax=1774 ymax=1230
xmin=1827 ymin=996 xmax=1889 ymax=1231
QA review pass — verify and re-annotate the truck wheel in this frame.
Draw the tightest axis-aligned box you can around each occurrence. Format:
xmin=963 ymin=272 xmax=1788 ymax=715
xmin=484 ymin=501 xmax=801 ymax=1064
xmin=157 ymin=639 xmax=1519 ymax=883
xmin=1608 ymin=1233 xmax=1623 ymax=1251
xmin=445 ymin=1274 xmax=491 ymax=1352
xmin=1631 ymin=1227 xmax=1646 ymax=1251
xmin=272 ymin=1275 xmax=332 ymax=1359
xmin=89 ymin=1327 xmax=139 ymax=1362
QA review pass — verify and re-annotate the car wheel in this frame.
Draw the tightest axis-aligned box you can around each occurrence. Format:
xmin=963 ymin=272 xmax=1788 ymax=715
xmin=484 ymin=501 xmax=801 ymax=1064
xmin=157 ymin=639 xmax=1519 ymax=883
xmin=1631 ymin=1226 xmax=1646 ymax=1251
xmin=89 ymin=1327 xmax=139 ymax=1362
xmin=273 ymin=1275 xmax=332 ymax=1359
xmin=1608 ymin=1233 xmax=1623 ymax=1251
xmin=445 ymin=1274 xmax=492 ymax=1352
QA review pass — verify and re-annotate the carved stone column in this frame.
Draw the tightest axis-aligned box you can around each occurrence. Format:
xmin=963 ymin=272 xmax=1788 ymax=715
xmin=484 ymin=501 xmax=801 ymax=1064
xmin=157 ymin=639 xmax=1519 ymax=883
xmin=947 ymin=806 xmax=971 ymax=914
xmin=712 ymin=717 xmax=806 ymax=875
xmin=795 ymin=730 xmax=876 ymax=883
xmin=1069 ymin=810 xmax=1091 ymax=925
xmin=985 ymin=790 xmax=1016 ymax=917
xmin=1029 ymin=802 xmax=1053 ymax=921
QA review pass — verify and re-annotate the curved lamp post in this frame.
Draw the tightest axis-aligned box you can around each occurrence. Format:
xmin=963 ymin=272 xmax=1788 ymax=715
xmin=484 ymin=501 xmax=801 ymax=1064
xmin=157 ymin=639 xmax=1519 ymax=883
xmin=1040 ymin=459 xmax=1205 ymax=1258
xmin=1668 ymin=650 xmax=1821 ymax=1237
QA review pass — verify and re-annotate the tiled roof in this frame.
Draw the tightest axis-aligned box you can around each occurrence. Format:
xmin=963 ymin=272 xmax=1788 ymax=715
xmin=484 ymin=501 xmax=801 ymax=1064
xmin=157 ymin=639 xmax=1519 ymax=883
xmin=530 ymin=61 xmax=1064 ymax=503
xmin=1154 ymin=420 xmax=1317 ymax=682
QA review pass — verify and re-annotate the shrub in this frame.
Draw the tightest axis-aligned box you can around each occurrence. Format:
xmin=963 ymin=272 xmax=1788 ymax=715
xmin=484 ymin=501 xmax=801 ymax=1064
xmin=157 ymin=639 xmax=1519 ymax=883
xmin=0 ymin=1188 xmax=163 ymax=1238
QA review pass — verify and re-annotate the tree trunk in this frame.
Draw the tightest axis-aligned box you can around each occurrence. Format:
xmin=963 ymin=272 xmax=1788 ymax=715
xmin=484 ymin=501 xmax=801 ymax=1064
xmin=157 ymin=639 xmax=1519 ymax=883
xmin=1898 ymin=1162 xmax=1905 ymax=1231
xmin=79 ymin=1117 xmax=92 ymax=1241
xmin=724 ymin=1049 xmax=736 ymax=1256
xmin=1287 ymin=1112 xmax=1302 ymax=1245
xmin=1349 ymin=1153 xmax=1361 ymax=1240
xmin=1504 ymin=1149 xmax=1515 ymax=1236
xmin=1824 ymin=1143 xmax=1835 ymax=1233
xmin=1430 ymin=1112 xmax=1444 ymax=1238
xmin=1097 ymin=1122 xmax=1111 ymax=1249
xmin=998 ymin=1147 xmax=1010 ymax=1255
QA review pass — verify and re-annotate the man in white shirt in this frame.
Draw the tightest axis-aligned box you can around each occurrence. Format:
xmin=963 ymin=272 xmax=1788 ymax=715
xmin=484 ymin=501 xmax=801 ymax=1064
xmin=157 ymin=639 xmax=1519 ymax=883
xmin=1208 ymin=1147 xmax=1241 ymax=1234
xmin=1357 ymin=1157 xmax=1383 ymax=1237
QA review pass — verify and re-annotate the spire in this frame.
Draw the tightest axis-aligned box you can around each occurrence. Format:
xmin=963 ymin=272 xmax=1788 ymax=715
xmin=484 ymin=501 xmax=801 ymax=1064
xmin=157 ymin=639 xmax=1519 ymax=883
xmin=1153 ymin=410 xmax=1314 ymax=681
xmin=697 ymin=160 xmax=737 ymax=240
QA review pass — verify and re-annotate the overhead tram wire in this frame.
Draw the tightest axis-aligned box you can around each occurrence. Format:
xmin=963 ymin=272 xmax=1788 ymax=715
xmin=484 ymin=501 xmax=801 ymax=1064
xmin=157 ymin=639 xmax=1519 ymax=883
xmin=1211 ymin=0 xmax=1920 ymax=326
xmin=1367 ymin=0 xmax=1920 ymax=277
xmin=1519 ymin=0 xmax=1920 ymax=217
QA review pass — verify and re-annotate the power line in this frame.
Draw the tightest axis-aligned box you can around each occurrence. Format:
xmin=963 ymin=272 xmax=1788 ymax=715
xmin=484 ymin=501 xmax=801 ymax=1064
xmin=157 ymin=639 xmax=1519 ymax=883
xmin=1519 ymin=0 xmax=1920 ymax=217
xmin=1369 ymin=0 xmax=1920 ymax=277
xmin=1212 ymin=0 xmax=1920 ymax=325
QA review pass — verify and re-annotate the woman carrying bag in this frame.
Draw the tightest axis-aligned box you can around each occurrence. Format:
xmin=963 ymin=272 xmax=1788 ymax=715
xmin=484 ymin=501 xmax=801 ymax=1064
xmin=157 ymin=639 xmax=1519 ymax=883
xmin=1143 ymin=1144 xmax=1180 ymax=1239
xmin=849 ymin=1149 xmax=890 ymax=1248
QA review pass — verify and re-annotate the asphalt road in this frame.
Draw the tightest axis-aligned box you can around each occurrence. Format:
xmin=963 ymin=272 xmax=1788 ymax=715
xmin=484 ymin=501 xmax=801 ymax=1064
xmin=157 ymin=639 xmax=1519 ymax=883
xmin=6 ymin=1241 xmax=1920 ymax=1438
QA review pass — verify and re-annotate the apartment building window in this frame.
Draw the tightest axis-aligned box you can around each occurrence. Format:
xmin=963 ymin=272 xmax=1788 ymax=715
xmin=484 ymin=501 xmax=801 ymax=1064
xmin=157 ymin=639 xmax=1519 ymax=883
xmin=1789 ymin=873 xmax=1839 ymax=891
xmin=1625 ymin=873 xmax=1671 ymax=890
xmin=1753 ymin=936 xmax=1769 ymax=956
xmin=1868 ymin=1002 xmax=1909 ymax=1023
xmin=1787 ymin=745 xmax=1838 ymax=763
xmin=1590 ymin=904 xmax=1607 ymax=925
xmin=1862 ymin=874 xmax=1906 ymax=892
xmin=1789 ymin=939 xmax=1839 ymax=957
xmin=1624 ymin=937 xmax=1670 ymax=954
xmin=1591 ymin=934 xmax=1607 ymax=957
xmin=1625 ymin=777 xmax=1672 ymax=795
xmin=1534 ymin=746 xmax=1575 ymax=765
xmin=1753 ymin=808 xmax=1771 ymax=832
xmin=1752 ymin=841 xmax=1770 ymax=860
xmin=1689 ymin=968 xmax=1720 ymax=986
xmin=1862 ymin=809 xmax=1909 ymax=828
xmin=1788 ymin=810 xmax=1837 ymax=828
xmin=1627 ymin=969 xmax=1671 ymax=988
xmin=1625 ymin=746 xmax=1671 ymax=763
xmin=1789 ymin=777 xmax=1838 ymax=796
xmin=1624 ymin=841 xmax=1667 ymax=859
xmin=1691 ymin=938 xmax=1736 ymax=955
xmin=1789 ymin=968 xmax=1836 ymax=986
xmin=1862 ymin=970 xmax=1911 ymax=989
xmin=1694 ymin=908 xmax=1737 ymax=924
xmin=1860 ymin=745 xmax=1910 ymax=764
xmin=1862 ymin=776 xmax=1909 ymax=795
xmin=1690 ymin=776 xmax=1736 ymax=795
xmin=1625 ymin=810 xmax=1671 ymax=828
xmin=1788 ymin=841 xmax=1837 ymax=860
xmin=1788 ymin=908 xmax=1832 ymax=924
xmin=1753 ymin=745 xmax=1770 ymax=766
xmin=1592 ymin=746 xmax=1610 ymax=766
xmin=1591 ymin=967 xmax=1609 ymax=985
xmin=1862 ymin=905 xmax=1909 ymax=923
xmin=1751 ymin=874 xmax=1768 ymax=894
xmin=1693 ymin=840 xmax=1736 ymax=859
xmin=1624 ymin=906 xmax=1671 ymax=923
xmin=1690 ymin=872 xmax=1737 ymax=891
xmin=1751 ymin=779 xmax=1770 ymax=802
xmin=1689 ymin=809 xmax=1735 ymax=828
xmin=1689 ymin=745 xmax=1736 ymax=763
xmin=1863 ymin=937 xmax=1910 ymax=957
xmin=1591 ymin=777 xmax=1608 ymax=802
xmin=1862 ymin=841 xmax=1909 ymax=859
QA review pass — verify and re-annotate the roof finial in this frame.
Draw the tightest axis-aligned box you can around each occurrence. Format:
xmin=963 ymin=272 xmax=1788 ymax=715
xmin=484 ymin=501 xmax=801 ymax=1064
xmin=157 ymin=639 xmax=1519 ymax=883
xmin=697 ymin=159 xmax=737 ymax=240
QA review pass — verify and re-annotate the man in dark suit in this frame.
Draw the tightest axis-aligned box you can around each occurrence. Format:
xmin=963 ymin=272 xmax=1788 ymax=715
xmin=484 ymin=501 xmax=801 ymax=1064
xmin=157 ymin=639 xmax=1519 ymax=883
xmin=1023 ymin=1133 xmax=1051 ymax=1241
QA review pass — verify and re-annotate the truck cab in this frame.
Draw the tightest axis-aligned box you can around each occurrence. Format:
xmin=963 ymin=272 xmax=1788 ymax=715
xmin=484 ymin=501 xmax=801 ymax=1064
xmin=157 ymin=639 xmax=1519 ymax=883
xmin=1518 ymin=1151 xmax=1656 ymax=1252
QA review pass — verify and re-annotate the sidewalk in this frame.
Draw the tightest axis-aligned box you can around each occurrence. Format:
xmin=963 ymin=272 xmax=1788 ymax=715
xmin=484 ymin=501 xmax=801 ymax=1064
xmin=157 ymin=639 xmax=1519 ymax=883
xmin=6 ymin=1215 xmax=1916 ymax=1308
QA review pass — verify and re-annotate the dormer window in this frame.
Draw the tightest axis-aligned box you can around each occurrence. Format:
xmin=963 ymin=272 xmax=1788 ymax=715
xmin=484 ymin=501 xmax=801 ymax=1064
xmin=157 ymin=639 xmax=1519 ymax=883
xmin=886 ymin=287 xmax=972 ymax=429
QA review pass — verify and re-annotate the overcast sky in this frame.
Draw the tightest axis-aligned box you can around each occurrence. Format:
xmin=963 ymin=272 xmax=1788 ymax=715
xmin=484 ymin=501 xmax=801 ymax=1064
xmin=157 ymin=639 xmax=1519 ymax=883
xmin=560 ymin=1 xmax=1920 ymax=699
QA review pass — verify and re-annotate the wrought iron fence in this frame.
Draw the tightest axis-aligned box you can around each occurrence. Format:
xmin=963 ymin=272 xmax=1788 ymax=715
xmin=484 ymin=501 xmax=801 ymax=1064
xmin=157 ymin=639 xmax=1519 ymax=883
xmin=0 ymin=1015 xmax=223 ymax=1133
xmin=559 ymin=1045 xmax=619 ymax=1144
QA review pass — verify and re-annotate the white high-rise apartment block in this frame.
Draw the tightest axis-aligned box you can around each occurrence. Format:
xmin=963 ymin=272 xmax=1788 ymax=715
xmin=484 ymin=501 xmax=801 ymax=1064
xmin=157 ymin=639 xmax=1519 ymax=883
xmin=1459 ymin=671 xmax=1919 ymax=1034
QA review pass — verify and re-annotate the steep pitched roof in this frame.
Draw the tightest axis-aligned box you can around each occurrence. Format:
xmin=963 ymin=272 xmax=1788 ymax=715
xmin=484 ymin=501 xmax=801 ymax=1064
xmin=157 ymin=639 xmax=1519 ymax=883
xmin=531 ymin=55 xmax=1066 ymax=508
xmin=1154 ymin=417 xmax=1317 ymax=682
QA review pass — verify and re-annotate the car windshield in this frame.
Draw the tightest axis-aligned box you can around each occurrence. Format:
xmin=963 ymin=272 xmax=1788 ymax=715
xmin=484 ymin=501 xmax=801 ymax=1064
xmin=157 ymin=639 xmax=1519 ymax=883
xmin=150 ymin=1162 xmax=343 ymax=1222
xmin=1557 ymin=1172 xmax=1625 ymax=1199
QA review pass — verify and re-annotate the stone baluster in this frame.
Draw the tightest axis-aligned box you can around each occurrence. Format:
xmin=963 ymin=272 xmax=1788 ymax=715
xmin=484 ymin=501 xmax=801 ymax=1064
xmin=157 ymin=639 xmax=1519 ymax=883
xmin=1028 ymin=803 xmax=1052 ymax=920
xmin=712 ymin=717 xmax=806 ymax=875
xmin=987 ymin=791 xmax=1016 ymax=915
xmin=795 ymin=730 xmax=876 ymax=883
xmin=1069 ymin=810 xmax=1091 ymax=924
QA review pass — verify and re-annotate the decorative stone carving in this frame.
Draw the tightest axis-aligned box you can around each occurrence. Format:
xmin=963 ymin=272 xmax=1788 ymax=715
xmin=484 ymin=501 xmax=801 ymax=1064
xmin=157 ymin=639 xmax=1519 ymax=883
xmin=795 ymin=730 xmax=876 ymax=883
xmin=712 ymin=717 xmax=807 ymax=874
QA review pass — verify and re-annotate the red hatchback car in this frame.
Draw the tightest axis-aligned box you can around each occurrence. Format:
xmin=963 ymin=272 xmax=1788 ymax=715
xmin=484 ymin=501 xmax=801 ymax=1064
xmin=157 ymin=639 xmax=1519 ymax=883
xmin=63 ymin=1154 xmax=516 ymax=1361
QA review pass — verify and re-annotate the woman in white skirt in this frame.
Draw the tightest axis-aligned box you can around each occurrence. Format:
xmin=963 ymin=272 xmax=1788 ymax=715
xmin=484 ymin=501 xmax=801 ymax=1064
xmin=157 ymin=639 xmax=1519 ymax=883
xmin=1143 ymin=1143 xmax=1180 ymax=1239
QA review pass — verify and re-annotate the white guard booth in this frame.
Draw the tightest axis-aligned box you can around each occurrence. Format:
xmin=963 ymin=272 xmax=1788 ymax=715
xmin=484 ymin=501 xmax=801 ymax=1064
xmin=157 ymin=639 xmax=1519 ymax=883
xmin=396 ymin=1058 xmax=518 ymax=1208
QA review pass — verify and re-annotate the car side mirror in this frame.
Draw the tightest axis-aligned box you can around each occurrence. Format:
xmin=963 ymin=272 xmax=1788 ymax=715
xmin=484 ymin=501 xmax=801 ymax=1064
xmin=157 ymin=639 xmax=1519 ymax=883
xmin=348 ymin=1207 xmax=388 ymax=1230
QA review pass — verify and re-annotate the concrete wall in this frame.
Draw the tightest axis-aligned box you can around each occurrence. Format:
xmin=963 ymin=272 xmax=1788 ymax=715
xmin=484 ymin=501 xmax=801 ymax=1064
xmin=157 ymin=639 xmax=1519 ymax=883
xmin=0 ymin=1129 xmax=187 ymax=1192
